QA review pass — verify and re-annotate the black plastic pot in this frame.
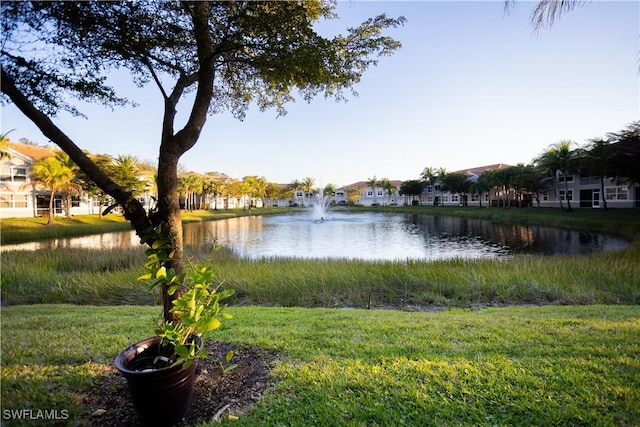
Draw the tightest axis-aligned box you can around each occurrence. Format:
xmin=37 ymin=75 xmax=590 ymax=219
xmin=114 ymin=336 xmax=199 ymax=426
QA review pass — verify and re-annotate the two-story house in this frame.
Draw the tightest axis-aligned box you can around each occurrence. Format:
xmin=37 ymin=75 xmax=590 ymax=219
xmin=334 ymin=180 xmax=403 ymax=206
xmin=1 ymin=142 xmax=54 ymax=218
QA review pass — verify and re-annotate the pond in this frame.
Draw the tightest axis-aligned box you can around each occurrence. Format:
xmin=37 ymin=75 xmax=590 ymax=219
xmin=2 ymin=211 xmax=630 ymax=261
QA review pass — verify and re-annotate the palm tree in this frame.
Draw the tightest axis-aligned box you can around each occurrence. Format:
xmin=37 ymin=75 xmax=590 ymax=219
xmin=470 ymin=172 xmax=492 ymax=208
xmin=0 ymin=130 xmax=14 ymax=160
xmin=207 ymin=178 xmax=225 ymax=210
xmin=178 ymin=173 xmax=203 ymax=211
xmin=29 ymin=156 xmax=78 ymax=224
xmin=434 ymin=168 xmax=447 ymax=206
xmin=54 ymin=150 xmax=82 ymax=219
xmin=114 ymin=154 xmax=144 ymax=197
xmin=301 ymin=177 xmax=315 ymax=207
xmin=367 ymin=176 xmax=378 ymax=205
xmin=379 ymin=177 xmax=396 ymax=206
xmin=243 ymin=175 xmax=267 ymax=208
xmin=535 ymin=140 xmax=577 ymax=211
xmin=420 ymin=166 xmax=437 ymax=186
xmin=504 ymin=0 xmax=587 ymax=32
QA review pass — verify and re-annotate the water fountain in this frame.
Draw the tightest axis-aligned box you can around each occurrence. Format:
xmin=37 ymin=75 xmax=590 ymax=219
xmin=310 ymin=192 xmax=332 ymax=221
xmin=309 ymin=192 xmax=347 ymax=221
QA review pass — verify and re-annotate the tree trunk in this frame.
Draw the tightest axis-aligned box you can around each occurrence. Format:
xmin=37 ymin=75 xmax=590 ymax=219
xmin=2 ymin=2 xmax=215 ymax=324
xmin=47 ymin=191 xmax=55 ymax=224
xmin=600 ymin=176 xmax=608 ymax=210
xmin=65 ymin=194 xmax=72 ymax=219
xmin=554 ymin=177 xmax=564 ymax=210
xmin=564 ymin=176 xmax=572 ymax=212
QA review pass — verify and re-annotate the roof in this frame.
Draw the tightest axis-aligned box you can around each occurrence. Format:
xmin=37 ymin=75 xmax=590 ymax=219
xmin=7 ymin=142 xmax=54 ymax=161
xmin=338 ymin=180 xmax=403 ymax=190
xmin=453 ymin=163 xmax=511 ymax=177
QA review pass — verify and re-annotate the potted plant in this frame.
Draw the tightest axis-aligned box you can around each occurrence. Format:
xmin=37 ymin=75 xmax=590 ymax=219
xmin=115 ymin=226 xmax=234 ymax=426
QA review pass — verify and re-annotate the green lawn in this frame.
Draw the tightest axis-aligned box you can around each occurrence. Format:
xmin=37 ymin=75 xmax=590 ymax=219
xmin=1 ymin=305 xmax=638 ymax=426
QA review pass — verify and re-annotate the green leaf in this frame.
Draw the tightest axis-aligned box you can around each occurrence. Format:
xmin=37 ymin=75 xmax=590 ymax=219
xmin=152 ymin=238 xmax=168 ymax=249
xmin=175 ymin=344 xmax=190 ymax=358
xmin=201 ymin=317 xmax=221 ymax=332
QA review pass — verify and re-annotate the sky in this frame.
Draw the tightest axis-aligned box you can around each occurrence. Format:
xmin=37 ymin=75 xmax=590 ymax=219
xmin=2 ymin=1 xmax=638 ymax=188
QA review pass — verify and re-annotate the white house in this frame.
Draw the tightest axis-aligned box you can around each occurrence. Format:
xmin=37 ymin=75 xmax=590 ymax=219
xmin=0 ymin=142 xmax=98 ymax=218
xmin=334 ymin=180 xmax=403 ymax=206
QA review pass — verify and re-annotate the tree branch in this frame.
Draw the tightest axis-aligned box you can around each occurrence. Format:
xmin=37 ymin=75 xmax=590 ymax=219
xmin=1 ymin=69 xmax=152 ymax=235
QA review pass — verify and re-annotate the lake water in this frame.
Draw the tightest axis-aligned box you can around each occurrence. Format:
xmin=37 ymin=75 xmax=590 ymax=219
xmin=3 ymin=212 xmax=629 ymax=261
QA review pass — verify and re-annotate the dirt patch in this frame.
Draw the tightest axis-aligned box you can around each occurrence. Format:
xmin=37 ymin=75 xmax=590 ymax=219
xmin=83 ymin=342 xmax=280 ymax=426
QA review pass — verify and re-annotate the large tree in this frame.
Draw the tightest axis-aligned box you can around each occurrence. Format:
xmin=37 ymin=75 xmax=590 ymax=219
xmin=439 ymin=172 xmax=472 ymax=206
xmin=1 ymin=1 xmax=404 ymax=321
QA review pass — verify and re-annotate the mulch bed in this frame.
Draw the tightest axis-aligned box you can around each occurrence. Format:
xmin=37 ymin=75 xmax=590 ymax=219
xmin=82 ymin=342 xmax=280 ymax=426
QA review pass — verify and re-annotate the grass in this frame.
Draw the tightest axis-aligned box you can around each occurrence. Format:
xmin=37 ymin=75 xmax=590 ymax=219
xmin=2 ymin=240 xmax=638 ymax=307
xmin=1 ymin=305 xmax=639 ymax=425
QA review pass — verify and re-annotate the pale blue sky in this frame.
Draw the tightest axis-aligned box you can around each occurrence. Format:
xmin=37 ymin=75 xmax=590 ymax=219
xmin=2 ymin=1 xmax=638 ymax=188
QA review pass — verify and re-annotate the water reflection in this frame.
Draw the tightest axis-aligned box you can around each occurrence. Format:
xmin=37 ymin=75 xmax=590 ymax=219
xmin=1 ymin=212 xmax=629 ymax=260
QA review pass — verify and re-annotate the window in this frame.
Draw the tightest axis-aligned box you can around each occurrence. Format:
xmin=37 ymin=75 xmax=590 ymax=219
xmin=559 ymin=190 xmax=573 ymax=201
xmin=426 ymin=186 xmax=433 ymax=193
xmin=13 ymin=168 xmax=27 ymax=181
xmin=14 ymin=194 xmax=28 ymax=208
xmin=377 ymin=190 xmax=383 ymax=196
xmin=605 ymin=186 xmax=628 ymax=200
xmin=0 ymin=166 xmax=27 ymax=182
xmin=366 ymin=191 xmax=373 ymax=196
xmin=451 ymin=194 xmax=459 ymax=202
xmin=442 ymin=195 xmax=449 ymax=202
xmin=0 ymin=193 xmax=28 ymax=208
xmin=0 ymin=193 xmax=11 ymax=208
xmin=558 ymin=173 xmax=573 ymax=183
xmin=0 ymin=167 xmax=11 ymax=181
xmin=71 ymin=195 xmax=81 ymax=207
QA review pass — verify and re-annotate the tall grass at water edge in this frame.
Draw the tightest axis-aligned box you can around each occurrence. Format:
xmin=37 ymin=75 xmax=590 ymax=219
xmin=2 ymin=241 xmax=638 ymax=308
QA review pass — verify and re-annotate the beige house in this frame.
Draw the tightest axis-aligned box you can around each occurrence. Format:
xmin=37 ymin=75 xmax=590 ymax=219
xmin=0 ymin=143 xmax=61 ymax=218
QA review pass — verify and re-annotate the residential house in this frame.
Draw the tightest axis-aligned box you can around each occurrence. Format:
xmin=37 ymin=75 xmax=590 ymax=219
xmin=334 ymin=180 xmax=403 ymax=206
xmin=421 ymin=164 xmax=511 ymax=207
xmin=537 ymin=172 xmax=639 ymax=209
xmin=0 ymin=142 xmax=108 ymax=218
